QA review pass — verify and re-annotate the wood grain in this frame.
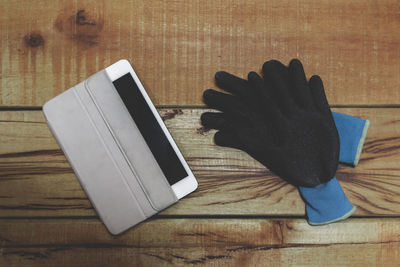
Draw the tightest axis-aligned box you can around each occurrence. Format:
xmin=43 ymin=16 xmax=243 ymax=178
xmin=1 ymin=218 xmax=399 ymax=266
xmin=1 ymin=0 xmax=399 ymax=106
xmin=1 ymin=108 xmax=400 ymax=217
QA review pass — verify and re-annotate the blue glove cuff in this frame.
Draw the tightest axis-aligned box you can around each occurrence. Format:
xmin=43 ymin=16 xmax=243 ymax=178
xmin=299 ymin=177 xmax=356 ymax=225
xmin=298 ymin=113 xmax=367 ymax=225
xmin=332 ymin=112 xmax=370 ymax=166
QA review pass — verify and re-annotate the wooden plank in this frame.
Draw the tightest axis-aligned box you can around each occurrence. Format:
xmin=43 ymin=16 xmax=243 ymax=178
xmin=1 ymin=0 xmax=399 ymax=106
xmin=0 ymin=218 xmax=399 ymax=266
xmin=0 ymin=108 xmax=400 ymax=217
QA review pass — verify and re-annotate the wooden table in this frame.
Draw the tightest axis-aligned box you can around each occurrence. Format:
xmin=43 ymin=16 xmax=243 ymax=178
xmin=1 ymin=1 xmax=400 ymax=266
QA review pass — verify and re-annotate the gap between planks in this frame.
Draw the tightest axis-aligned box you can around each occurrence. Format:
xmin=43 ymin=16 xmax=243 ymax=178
xmin=3 ymin=105 xmax=400 ymax=111
xmin=2 ymin=214 xmax=400 ymax=221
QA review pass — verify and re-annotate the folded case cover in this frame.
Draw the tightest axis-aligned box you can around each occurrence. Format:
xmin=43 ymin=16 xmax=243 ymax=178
xmin=43 ymin=69 xmax=178 ymax=235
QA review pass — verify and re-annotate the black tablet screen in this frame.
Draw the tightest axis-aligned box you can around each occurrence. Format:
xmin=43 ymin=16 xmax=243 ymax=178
xmin=113 ymin=73 xmax=188 ymax=185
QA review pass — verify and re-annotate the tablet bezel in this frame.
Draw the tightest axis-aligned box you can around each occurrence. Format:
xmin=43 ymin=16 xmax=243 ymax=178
xmin=105 ymin=59 xmax=198 ymax=199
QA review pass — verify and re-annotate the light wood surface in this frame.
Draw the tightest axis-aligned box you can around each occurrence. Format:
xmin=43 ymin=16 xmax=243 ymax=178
xmin=1 ymin=108 xmax=400 ymax=217
xmin=1 ymin=0 xmax=399 ymax=106
xmin=1 ymin=218 xmax=400 ymax=266
xmin=1 ymin=1 xmax=400 ymax=266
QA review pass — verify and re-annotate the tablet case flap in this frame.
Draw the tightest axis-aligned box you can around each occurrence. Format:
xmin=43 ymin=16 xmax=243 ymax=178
xmin=44 ymin=87 xmax=145 ymax=235
xmin=84 ymin=70 xmax=178 ymax=211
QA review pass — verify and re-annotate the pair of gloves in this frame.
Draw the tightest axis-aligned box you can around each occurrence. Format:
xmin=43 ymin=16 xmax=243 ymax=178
xmin=201 ymin=59 xmax=369 ymax=225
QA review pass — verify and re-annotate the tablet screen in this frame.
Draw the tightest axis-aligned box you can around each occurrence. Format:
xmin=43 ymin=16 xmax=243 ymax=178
xmin=113 ymin=73 xmax=188 ymax=185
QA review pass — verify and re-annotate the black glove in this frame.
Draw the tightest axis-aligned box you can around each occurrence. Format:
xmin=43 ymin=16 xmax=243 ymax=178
xmin=201 ymin=59 xmax=339 ymax=187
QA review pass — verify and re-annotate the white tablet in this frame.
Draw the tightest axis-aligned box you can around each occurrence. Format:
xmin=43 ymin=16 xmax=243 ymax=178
xmin=105 ymin=59 xmax=198 ymax=199
xmin=44 ymin=59 xmax=198 ymax=234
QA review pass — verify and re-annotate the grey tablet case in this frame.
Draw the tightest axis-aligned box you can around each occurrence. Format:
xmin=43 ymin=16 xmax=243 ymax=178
xmin=43 ymin=69 xmax=178 ymax=235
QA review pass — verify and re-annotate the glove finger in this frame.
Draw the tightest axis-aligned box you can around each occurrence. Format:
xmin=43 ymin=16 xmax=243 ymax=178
xmin=288 ymin=59 xmax=314 ymax=110
xmin=262 ymin=60 xmax=297 ymax=115
xmin=200 ymin=112 xmax=229 ymax=130
xmin=203 ymin=89 xmax=248 ymax=115
xmin=248 ymin=71 xmax=285 ymax=123
xmin=214 ymin=130 xmax=243 ymax=150
xmin=248 ymin=71 xmax=289 ymax=137
xmin=215 ymin=71 xmax=249 ymax=97
xmin=308 ymin=75 xmax=331 ymax=116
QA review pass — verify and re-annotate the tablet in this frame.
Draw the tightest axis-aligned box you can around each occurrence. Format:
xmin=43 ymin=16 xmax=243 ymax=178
xmin=43 ymin=59 xmax=198 ymax=234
